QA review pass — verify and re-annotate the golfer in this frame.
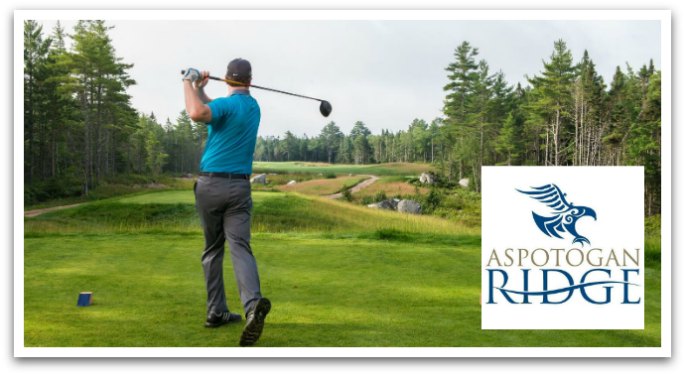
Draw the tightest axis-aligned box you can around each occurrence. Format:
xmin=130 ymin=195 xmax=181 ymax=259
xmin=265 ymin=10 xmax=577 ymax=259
xmin=182 ymin=59 xmax=270 ymax=347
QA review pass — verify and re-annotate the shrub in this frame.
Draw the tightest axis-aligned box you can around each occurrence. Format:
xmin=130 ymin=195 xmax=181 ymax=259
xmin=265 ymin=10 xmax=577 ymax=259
xmin=373 ymin=190 xmax=388 ymax=202
xmin=430 ymin=188 xmax=481 ymax=226
xmin=24 ymin=175 xmax=83 ymax=205
xmin=324 ymin=172 xmax=337 ymax=179
xmin=432 ymin=172 xmax=456 ymax=189
xmin=372 ymin=228 xmax=412 ymax=241
xmin=644 ymin=214 xmax=661 ymax=238
xmin=341 ymin=187 xmax=353 ymax=202
xmin=420 ymin=187 xmax=443 ymax=214
xmin=361 ymin=196 xmax=375 ymax=205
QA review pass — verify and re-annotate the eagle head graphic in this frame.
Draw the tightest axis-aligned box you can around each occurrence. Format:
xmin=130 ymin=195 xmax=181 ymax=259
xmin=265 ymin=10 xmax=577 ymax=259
xmin=516 ymin=184 xmax=597 ymax=246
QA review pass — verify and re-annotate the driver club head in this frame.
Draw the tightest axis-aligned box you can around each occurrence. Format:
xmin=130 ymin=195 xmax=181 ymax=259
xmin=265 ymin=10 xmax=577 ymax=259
xmin=319 ymin=101 xmax=333 ymax=117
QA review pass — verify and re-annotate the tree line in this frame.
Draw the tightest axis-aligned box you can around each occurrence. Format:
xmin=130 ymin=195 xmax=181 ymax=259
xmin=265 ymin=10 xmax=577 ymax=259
xmin=24 ymin=20 xmax=209 ymax=203
xmin=24 ymin=21 xmax=660 ymax=215
xmin=254 ymin=40 xmax=661 ymax=215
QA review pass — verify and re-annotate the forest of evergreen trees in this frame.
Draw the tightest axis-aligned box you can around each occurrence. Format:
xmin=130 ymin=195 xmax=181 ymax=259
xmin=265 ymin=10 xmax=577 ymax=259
xmin=24 ymin=21 xmax=661 ymax=215
xmin=23 ymin=20 xmax=206 ymax=203
xmin=257 ymin=40 xmax=661 ymax=215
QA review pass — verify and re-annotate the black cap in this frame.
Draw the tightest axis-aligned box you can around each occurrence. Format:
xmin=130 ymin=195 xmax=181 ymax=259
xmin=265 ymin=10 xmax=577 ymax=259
xmin=226 ymin=58 xmax=252 ymax=85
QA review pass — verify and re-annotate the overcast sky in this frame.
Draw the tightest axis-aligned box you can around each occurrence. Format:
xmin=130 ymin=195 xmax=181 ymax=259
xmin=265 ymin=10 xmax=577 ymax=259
xmin=37 ymin=19 xmax=661 ymax=137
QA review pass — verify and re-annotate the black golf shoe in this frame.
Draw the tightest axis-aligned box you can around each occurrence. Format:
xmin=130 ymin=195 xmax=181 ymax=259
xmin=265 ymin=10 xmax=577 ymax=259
xmin=239 ymin=298 xmax=271 ymax=346
xmin=205 ymin=311 xmax=242 ymax=328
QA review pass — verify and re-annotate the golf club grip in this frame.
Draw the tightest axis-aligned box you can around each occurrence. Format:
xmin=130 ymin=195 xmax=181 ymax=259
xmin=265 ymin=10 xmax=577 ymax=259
xmin=181 ymin=70 xmax=325 ymax=103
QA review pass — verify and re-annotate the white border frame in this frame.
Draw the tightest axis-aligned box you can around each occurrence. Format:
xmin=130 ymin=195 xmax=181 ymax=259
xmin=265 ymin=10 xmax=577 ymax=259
xmin=14 ymin=9 xmax=672 ymax=358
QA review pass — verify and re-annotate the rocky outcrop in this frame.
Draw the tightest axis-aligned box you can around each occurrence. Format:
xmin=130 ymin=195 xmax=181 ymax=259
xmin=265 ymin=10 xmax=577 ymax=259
xmin=397 ymin=199 xmax=421 ymax=214
xmin=367 ymin=198 xmax=420 ymax=214
xmin=367 ymin=199 xmax=399 ymax=210
xmin=250 ymin=174 xmax=267 ymax=184
xmin=419 ymin=172 xmax=434 ymax=185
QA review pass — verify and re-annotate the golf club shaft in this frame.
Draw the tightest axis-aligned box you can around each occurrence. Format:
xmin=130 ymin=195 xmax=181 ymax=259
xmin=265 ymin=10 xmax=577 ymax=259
xmin=182 ymin=70 xmax=326 ymax=103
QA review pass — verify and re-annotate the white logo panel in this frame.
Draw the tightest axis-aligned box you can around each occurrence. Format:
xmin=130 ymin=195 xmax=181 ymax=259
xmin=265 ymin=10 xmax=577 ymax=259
xmin=481 ymin=166 xmax=644 ymax=329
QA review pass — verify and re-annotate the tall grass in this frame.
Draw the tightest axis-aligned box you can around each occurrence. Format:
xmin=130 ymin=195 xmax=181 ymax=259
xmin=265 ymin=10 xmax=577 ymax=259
xmin=300 ymin=194 xmax=474 ymax=235
xmin=353 ymin=176 xmax=428 ymax=201
xmin=644 ymin=215 xmax=661 ymax=264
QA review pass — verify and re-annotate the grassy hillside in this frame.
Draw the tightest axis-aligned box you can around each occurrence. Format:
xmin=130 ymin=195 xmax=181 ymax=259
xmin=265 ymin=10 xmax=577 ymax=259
xmin=23 ymin=189 xmax=661 ymax=347
xmin=351 ymin=176 xmax=429 ymax=201
xmin=25 ymin=175 xmax=196 ymax=210
xmin=253 ymin=161 xmax=435 ymax=176
xmin=26 ymin=190 xmax=471 ymax=236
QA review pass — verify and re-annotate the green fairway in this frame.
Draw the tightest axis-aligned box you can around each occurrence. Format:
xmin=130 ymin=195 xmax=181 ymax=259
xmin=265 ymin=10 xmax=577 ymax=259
xmin=278 ymin=175 xmax=370 ymax=195
xmin=24 ymin=190 xmax=661 ymax=347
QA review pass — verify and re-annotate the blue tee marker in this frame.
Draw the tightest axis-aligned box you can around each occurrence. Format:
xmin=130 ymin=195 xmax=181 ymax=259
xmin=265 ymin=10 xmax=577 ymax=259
xmin=77 ymin=292 xmax=92 ymax=307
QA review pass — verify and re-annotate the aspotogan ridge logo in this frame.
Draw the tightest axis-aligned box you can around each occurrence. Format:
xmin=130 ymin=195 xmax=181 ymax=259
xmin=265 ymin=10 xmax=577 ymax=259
xmin=481 ymin=167 xmax=644 ymax=330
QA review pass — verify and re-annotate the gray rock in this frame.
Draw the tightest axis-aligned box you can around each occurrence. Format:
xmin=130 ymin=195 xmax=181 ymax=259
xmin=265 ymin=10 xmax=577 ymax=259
xmin=458 ymin=178 xmax=470 ymax=188
xmin=378 ymin=199 xmax=398 ymax=210
xmin=397 ymin=199 xmax=421 ymax=214
xmin=250 ymin=174 xmax=267 ymax=184
xmin=368 ymin=199 xmax=397 ymax=210
xmin=286 ymin=180 xmax=297 ymax=185
xmin=419 ymin=172 xmax=434 ymax=184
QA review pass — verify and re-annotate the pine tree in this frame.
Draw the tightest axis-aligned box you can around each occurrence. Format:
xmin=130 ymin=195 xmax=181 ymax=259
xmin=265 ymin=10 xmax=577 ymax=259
xmin=527 ymin=39 xmax=576 ymax=166
xmin=574 ymin=50 xmax=606 ymax=165
xmin=603 ymin=66 xmax=632 ymax=165
xmin=143 ymin=115 xmax=168 ymax=176
xmin=350 ymin=121 xmax=372 ymax=164
xmin=319 ymin=122 xmax=343 ymax=163
xmin=24 ymin=20 xmax=52 ymax=184
xmin=338 ymin=136 xmax=353 ymax=164
xmin=444 ymin=41 xmax=479 ymax=123
xmin=443 ymin=41 xmax=480 ymax=180
xmin=69 ymin=20 xmax=136 ymax=193
xmin=626 ymin=70 xmax=661 ymax=215
xmin=495 ymin=90 xmax=525 ymax=167
xmin=43 ymin=22 xmax=80 ymax=180
xmin=283 ymin=131 xmax=299 ymax=161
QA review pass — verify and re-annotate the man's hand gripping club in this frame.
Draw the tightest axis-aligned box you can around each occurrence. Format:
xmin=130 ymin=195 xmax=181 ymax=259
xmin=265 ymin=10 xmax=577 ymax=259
xmin=183 ymin=67 xmax=212 ymax=122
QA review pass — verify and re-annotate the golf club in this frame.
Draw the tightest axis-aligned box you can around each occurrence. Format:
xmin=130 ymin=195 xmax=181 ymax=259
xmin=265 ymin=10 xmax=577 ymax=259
xmin=181 ymin=70 xmax=333 ymax=117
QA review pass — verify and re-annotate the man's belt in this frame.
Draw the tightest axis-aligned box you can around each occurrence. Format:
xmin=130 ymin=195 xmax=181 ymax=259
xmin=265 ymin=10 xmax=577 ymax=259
xmin=199 ymin=172 xmax=250 ymax=180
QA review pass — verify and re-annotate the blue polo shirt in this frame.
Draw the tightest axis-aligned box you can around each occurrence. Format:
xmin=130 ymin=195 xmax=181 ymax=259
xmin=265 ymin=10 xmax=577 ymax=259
xmin=201 ymin=91 xmax=260 ymax=174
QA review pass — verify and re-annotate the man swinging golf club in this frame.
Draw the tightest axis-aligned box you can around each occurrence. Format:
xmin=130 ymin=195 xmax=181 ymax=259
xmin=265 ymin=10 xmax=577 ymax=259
xmin=182 ymin=58 xmax=270 ymax=347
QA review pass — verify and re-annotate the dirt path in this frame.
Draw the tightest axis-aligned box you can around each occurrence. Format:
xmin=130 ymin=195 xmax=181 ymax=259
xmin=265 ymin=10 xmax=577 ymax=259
xmin=325 ymin=175 xmax=379 ymax=199
xmin=24 ymin=203 xmax=83 ymax=218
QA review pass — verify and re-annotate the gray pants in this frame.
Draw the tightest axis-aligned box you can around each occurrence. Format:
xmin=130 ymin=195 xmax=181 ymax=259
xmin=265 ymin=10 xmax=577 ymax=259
xmin=194 ymin=176 xmax=262 ymax=316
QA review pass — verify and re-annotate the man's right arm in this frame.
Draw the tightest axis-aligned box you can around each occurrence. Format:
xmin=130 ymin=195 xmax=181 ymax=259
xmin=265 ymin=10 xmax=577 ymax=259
xmin=198 ymin=86 xmax=212 ymax=104
xmin=183 ymin=69 xmax=212 ymax=123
